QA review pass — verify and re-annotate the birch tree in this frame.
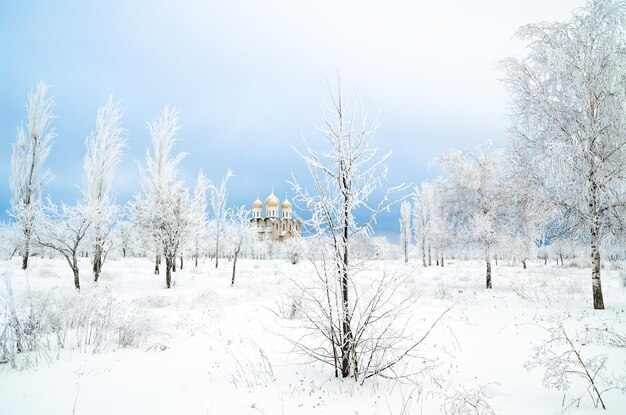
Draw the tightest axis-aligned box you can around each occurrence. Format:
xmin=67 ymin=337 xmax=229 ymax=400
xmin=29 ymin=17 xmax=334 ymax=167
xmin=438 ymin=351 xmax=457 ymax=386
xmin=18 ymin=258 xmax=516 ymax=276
xmin=191 ymin=171 xmax=210 ymax=267
xmin=224 ymin=206 xmax=256 ymax=286
xmin=209 ymin=169 xmax=233 ymax=269
xmin=83 ymin=96 xmax=125 ymax=282
xmin=9 ymin=82 xmax=56 ymax=270
xmin=502 ymin=0 xmax=626 ymax=309
xmin=413 ymin=181 xmax=433 ymax=267
xmin=399 ymin=200 xmax=411 ymax=264
xmin=290 ymin=73 xmax=408 ymax=379
xmin=438 ymin=141 xmax=506 ymax=289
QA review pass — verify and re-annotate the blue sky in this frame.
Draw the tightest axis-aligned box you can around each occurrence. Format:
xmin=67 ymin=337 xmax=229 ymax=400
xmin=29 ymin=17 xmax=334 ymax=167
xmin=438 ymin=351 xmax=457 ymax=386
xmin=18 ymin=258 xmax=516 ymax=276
xmin=0 ymin=0 xmax=583 ymax=239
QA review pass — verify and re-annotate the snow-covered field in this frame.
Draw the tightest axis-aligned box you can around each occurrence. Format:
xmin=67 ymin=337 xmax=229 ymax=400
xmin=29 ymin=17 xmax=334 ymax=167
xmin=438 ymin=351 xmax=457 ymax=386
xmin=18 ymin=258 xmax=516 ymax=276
xmin=1 ymin=257 xmax=625 ymax=415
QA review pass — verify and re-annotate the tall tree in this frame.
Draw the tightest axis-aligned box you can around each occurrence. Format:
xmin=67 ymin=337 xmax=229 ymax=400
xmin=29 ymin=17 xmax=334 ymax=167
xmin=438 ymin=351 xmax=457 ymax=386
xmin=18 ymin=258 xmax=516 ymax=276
xmin=191 ymin=170 xmax=210 ymax=267
xmin=399 ymin=200 xmax=412 ymax=264
xmin=209 ymin=169 xmax=233 ymax=269
xmin=133 ymin=107 xmax=191 ymax=288
xmin=503 ymin=0 xmax=626 ymax=309
xmin=438 ymin=141 xmax=507 ymax=289
xmin=83 ymin=96 xmax=125 ymax=282
xmin=290 ymin=72 xmax=407 ymax=379
xmin=9 ymin=82 xmax=56 ymax=270
xmin=413 ymin=181 xmax=433 ymax=267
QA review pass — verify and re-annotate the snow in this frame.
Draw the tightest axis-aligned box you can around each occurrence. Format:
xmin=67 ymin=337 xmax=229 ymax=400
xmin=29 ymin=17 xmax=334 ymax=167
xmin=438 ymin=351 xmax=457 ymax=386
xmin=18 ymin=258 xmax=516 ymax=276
xmin=1 ymin=257 xmax=625 ymax=414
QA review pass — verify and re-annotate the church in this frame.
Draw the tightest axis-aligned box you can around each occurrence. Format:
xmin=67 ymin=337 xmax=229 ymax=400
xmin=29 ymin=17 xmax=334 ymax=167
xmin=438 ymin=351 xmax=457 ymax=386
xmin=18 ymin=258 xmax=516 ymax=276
xmin=250 ymin=192 xmax=302 ymax=242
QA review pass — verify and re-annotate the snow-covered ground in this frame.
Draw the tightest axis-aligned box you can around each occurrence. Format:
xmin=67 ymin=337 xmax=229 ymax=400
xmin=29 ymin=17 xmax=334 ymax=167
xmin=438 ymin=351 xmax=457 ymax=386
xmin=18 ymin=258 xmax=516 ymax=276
xmin=1 ymin=257 xmax=625 ymax=414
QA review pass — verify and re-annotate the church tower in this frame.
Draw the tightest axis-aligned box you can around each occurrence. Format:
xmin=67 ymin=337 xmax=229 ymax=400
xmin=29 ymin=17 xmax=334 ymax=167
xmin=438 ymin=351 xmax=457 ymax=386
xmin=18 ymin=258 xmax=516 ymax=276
xmin=265 ymin=191 xmax=279 ymax=218
xmin=251 ymin=196 xmax=263 ymax=218
xmin=281 ymin=197 xmax=292 ymax=219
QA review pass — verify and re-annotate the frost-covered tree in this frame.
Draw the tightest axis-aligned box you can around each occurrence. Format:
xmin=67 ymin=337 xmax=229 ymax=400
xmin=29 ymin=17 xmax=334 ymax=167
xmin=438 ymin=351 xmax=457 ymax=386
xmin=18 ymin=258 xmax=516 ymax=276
xmin=83 ymin=96 xmax=125 ymax=282
xmin=502 ymin=0 xmax=626 ymax=309
xmin=114 ymin=220 xmax=135 ymax=258
xmin=9 ymin=82 xmax=56 ymax=270
xmin=224 ymin=206 xmax=256 ymax=286
xmin=191 ymin=171 xmax=210 ymax=267
xmin=133 ymin=107 xmax=192 ymax=288
xmin=438 ymin=141 xmax=507 ymax=289
xmin=429 ymin=179 xmax=452 ymax=267
xmin=290 ymin=73 xmax=408 ymax=379
xmin=35 ymin=199 xmax=91 ymax=289
xmin=413 ymin=181 xmax=433 ymax=267
xmin=399 ymin=200 xmax=411 ymax=264
xmin=504 ymin=139 xmax=544 ymax=269
xmin=209 ymin=169 xmax=233 ymax=269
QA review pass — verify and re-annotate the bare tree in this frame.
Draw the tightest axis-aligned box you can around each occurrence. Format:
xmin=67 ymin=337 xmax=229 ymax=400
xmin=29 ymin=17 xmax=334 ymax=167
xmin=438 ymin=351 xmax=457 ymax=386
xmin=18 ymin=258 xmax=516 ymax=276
xmin=399 ymin=200 xmax=411 ymax=264
xmin=83 ymin=96 xmax=125 ymax=282
xmin=209 ymin=169 xmax=233 ymax=269
xmin=35 ymin=199 xmax=91 ymax=290
xmin=526 ymin=323 xmax=626 ymax=410
xmin=9 ymin=82 xmax=56 ymax=270
xmin=290 ymin=72 xmax=409 ymax=379
xmin=224 ymin=206 xmax=256 ymax=286
xmin=413 ymin=181 xmax=433 ymax=267
xmin=502 ymin=0 xmax=626 ymax=309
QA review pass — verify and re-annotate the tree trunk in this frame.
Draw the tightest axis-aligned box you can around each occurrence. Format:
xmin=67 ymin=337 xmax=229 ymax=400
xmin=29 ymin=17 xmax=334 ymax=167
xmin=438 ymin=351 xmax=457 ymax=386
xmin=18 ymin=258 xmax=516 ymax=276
xmin=559 ymin=253 xmax=563 ymax=267
xmin=428 ymin=245 xmax=431 ymax=266
xmin=172 ymin=257 xmax=176 ymax=272
xmin=590 ymin=222 xmax=604 ymax=310
xmin=165 ymin=256 xmax=172 ymax=288
xmin=122 ymin=248 xmax=126 ymax=258
xmin=522 ymin=259 xmax=527 ymax=269
xmin=22 ymin=232 xmax=30 ymax=270
xmin=180 ymin=254 xmax=183 ymax=270
xmin=215 ymin=223 xmax=220 ymax=269
xmin=485 ymin=245 xmax=492 ymax=289
xmin=72 ymin=256 xmax=80 ymax=290
xmin=154 ymin=253 xmax=160 ymax=275
xmin=340 ymin=179 xmax=354 ymax=379
xmin=422 ymin=237 xmax=426 ymax=267
xmin=93 ymin=228 xmax=102 ymax=282
xmin=403 ymin=240 xmax=408 ymax=264
xmin=231 ymin=248 xmax=240 ymax=286
xmin=441 ymin=253 xmax=444 ymax=267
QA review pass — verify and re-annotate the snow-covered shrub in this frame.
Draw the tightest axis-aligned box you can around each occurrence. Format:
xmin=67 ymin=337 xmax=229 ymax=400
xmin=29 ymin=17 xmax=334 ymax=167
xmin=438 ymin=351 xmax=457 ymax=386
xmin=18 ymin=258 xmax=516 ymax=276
xmin=117 ymin=310 xmax=152 ymax=348
xmin=0 ymin=274 xmax=48 ymax=368
xmin=1 ymin=284 xmax=154 ymax=368
xmin=217 ymin=338 xmax=275 ymax=388
xmin=525 ymin=323 xmax=626 ymax=410
xmin=277 ymin=292 xmax=301 ymax=320
xmin=442 ymin=388 xmax=495 ymax=415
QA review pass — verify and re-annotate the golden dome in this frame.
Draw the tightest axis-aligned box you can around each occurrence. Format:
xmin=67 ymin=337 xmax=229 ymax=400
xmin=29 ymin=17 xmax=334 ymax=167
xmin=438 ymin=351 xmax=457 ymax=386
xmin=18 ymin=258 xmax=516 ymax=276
xmin=265 ymin=192 xmax=279 ymax=208
xmin=281 ymin=198 xmax=292 ymax=209
xmin=252 ymin=198 xmax=263 ymax=209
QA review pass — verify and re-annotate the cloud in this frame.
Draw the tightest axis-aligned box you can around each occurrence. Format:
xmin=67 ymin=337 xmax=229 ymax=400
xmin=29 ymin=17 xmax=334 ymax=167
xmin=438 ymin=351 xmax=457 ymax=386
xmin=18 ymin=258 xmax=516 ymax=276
xmin=0 ymin=0 xmax=586 ymax=234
